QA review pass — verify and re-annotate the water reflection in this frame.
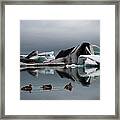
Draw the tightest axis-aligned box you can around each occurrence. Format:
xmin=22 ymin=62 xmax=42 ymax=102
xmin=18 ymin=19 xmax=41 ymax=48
xmin=21 ymin=66 xmax=99 ymax=93
xmin=21 ymin=67 xmax=55 ymax=77
xmin=56 ymin=67 xmax=99 ymax=87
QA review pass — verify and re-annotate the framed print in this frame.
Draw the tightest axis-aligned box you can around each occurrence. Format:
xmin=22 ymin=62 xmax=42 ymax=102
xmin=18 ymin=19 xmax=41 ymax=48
xmin=0 ymin=0 xmax=119 ymax=119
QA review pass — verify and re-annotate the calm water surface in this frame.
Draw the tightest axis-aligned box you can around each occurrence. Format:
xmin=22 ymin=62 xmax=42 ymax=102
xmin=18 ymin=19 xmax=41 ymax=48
xmin=20 ymin=67 xmax=100 ymax=100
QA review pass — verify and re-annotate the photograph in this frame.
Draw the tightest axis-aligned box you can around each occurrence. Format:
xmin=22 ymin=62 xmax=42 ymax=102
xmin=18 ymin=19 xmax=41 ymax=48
xmin=2 ymin=1 xmax=118 ymax=118
xmin=20 ymin=20 xmax=100 ymax=100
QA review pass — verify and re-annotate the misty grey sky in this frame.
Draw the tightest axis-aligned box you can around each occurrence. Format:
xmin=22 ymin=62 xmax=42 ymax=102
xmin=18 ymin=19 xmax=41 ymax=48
xmin=20 ymin=20 xmax=100 ymax=54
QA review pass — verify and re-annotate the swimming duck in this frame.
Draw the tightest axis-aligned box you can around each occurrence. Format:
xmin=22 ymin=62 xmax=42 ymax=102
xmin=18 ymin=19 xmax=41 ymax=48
xmin=64 ymin=82 xmax=73 ymax=91
xmin=41 ymin=84 xmax=52 ymax=90
xmin=21 ymin=84 xmax=32 ymax=93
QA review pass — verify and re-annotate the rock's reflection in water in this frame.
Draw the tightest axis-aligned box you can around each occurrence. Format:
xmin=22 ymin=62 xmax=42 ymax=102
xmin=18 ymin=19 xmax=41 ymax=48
xmin=56 ymin=67 xmax=99 ymax=87
xmin=27 ymin=68 xmax=54 ymax=77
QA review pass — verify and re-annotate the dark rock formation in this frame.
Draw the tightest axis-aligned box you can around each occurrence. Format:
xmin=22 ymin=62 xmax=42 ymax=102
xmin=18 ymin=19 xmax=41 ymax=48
xmin=54 ymin=42 xmax=94 ymax=64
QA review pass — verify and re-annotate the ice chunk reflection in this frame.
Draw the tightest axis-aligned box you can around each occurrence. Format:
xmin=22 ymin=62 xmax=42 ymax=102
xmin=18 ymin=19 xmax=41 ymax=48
xmin=21 ymin=66 xmax=99 ymax=87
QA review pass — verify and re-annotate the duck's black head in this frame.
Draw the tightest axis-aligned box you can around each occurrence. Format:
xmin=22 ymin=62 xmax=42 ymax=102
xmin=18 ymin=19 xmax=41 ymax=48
xmin=29 ymin=84 xmax=32 ymax=87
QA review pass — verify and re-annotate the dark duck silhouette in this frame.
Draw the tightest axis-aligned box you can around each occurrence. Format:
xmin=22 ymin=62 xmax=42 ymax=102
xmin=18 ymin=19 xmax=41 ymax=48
xmin=41 ymin=84 xmax=52 ymax=90
xmin=21 ymin=84 xmax=32 ymax=93
xmin=64 ymin=82 xmax=73 ymax=91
